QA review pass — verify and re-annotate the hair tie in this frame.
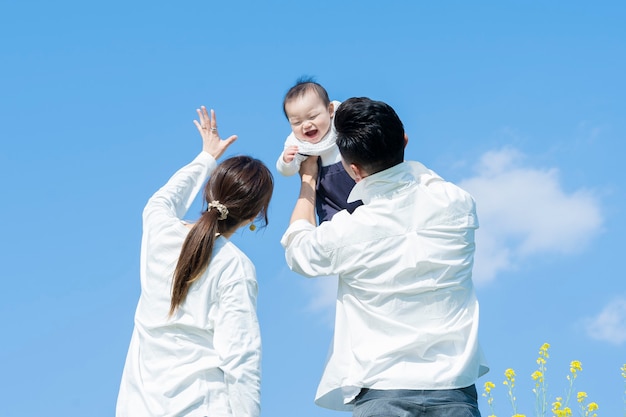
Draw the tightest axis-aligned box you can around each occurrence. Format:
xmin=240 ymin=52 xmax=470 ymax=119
xmin=207 ymin=200 xmax=229 ymax=220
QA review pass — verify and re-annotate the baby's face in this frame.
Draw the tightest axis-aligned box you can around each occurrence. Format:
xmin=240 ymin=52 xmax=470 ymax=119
xmin=285 ymin=91 xmax=333 ymax=144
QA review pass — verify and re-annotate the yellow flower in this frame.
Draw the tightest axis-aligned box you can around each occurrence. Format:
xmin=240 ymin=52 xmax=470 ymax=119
xmin=570 ymin=360 xmax=582 ymax=373
xmin=552 ymin=406 xmax=573 ymax=417
xmin=587 ymin=402 xmax=598 ymax=411
xmin=505 ymin=368 xmax=516 ymax=380
xmin=621 ymin=363 xmax=626 ymax=378
xmin=535 ymin=343 xmax=548 ymax=365
xmin=576 ymin=391 xmax=587 ymax=402
xmin=531 ymin=370 xmax=543 ymax=381
xmin=484 ymin=381 xmax=495 ymax=393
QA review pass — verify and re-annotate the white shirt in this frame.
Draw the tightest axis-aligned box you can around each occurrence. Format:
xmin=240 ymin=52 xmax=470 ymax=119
xmin=117 ymin=152 xmax=261 ymax=417
xmin=281 ymin=161 xmax=489 ymax=411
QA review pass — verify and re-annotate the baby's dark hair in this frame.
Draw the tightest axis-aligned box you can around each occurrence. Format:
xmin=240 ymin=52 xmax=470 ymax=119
xmin=282 ymin=76 xmax=330 ymax=118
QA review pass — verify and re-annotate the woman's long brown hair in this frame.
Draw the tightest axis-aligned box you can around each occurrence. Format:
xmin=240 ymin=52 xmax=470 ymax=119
xmin=169 ymin=156 xmax=274 ymax=316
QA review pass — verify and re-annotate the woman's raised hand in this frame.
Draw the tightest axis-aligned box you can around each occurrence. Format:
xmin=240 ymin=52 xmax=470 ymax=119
xmin=194 ymin=106 xmax=238 ymax=160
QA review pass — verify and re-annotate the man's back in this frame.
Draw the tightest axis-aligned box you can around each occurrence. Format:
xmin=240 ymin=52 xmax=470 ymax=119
xmin=282 ymin=160 xmax=488 ymax=411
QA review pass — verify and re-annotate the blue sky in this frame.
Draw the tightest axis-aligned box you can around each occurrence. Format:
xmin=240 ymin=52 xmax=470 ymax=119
xmin=1 ymin=1 xmax=625 ymax=416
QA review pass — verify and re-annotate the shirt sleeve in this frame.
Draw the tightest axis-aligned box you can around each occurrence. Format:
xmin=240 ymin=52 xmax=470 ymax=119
xmin=280 ymin=219 xmax=337 ymax=277
xmin=276 ymin=132 xmax=308 ymax=176
xmin=142 ymin=152 xmax=217 ymax=227
xmin=213 ymin=276 xmax=262 ymax=417
xmin=276 ymin=151 xmax=301 ymax=176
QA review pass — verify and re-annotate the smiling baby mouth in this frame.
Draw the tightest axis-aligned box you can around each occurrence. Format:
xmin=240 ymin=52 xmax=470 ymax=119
xmin=305 ymin=129 xmax=318 ymax=138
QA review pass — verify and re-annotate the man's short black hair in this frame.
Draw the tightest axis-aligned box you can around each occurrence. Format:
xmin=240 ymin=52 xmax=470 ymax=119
xmin=334 ymin=97 xmax=405 ymax=174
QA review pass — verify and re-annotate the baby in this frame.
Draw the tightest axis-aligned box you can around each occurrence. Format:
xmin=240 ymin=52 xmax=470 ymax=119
xmin=276 ymin=79 xmax=362 ymax=223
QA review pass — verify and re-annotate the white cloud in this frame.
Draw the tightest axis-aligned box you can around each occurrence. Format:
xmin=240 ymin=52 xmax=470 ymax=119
xmin=303 ymin=275 xmax=337 ymax=326
xmin=459 ymin=147 xmax=603 ymax=284
xmin=305 ymin=275 xmax=337 ymax=312
xmin=299 ymin=147 xmax=604 ymax=318
xmin=582 ymin=297 xmax=626 ymax=345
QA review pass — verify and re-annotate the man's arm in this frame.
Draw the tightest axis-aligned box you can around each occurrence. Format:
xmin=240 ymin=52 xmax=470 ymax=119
xmin=289 ymin=156 xmax=318 ymax=226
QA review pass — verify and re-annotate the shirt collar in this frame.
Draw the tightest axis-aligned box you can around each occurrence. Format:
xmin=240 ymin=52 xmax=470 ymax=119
xmin=347 ymin=161 xmax=437 ymax=204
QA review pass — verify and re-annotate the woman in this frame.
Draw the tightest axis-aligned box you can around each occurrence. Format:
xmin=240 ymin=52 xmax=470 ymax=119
xmin=116 ymin=106 xmax=274 ymax=417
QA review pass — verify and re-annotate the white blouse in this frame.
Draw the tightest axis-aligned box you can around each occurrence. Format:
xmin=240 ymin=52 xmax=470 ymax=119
xmin=117 ymin=152 xmax=261 ymax=417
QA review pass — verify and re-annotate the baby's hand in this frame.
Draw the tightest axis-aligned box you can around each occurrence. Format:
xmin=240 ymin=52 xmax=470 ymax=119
xmin=283 ymin=145 xmax=299 ymax=163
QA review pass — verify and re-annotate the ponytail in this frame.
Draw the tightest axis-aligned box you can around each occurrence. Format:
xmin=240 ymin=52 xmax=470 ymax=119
xmin=169 ymin=210 xmax=219 ymax=316
xmin=168 ymin=155 xmax=274 ymax=317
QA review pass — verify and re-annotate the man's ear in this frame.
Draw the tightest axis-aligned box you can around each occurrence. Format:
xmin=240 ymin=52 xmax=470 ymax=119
xmin=350 ymin=163 xmax=368 ymax=183
xmin=404 ymin=133 xmax=409 ymax=148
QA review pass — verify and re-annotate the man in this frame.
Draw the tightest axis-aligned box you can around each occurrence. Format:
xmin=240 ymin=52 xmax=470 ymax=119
xmin=281 ymin=97 xmax=489 ymax=416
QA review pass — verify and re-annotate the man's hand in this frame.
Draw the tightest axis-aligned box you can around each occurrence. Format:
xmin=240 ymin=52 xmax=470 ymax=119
xmin=289 ymin=155 xmax=318 ymax=226
xmin=299 ymin=155 xmax=319 ymax=183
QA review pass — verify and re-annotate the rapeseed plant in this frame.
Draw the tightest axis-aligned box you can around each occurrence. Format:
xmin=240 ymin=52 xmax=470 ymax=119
xmin=533 ymin=343 xmax=550 ymax=417
xmin=483 ymin=381 xmax=496 ymax=417
xmin=577 ymin=392 xmax=599 ymax=417
xmin=503 ymin=368 xmax=522 ymax=416
xmin=552 ymin=396 xmax=572 ymax=417
xmin=481 ymin=343 xmax=601 ymax=417
xmin=621 ymin=364 xmax=626 ymax=417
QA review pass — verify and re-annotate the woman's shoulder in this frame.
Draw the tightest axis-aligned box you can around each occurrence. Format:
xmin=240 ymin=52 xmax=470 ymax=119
xmin=211 ymin=239 xmax=256 ymax=281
